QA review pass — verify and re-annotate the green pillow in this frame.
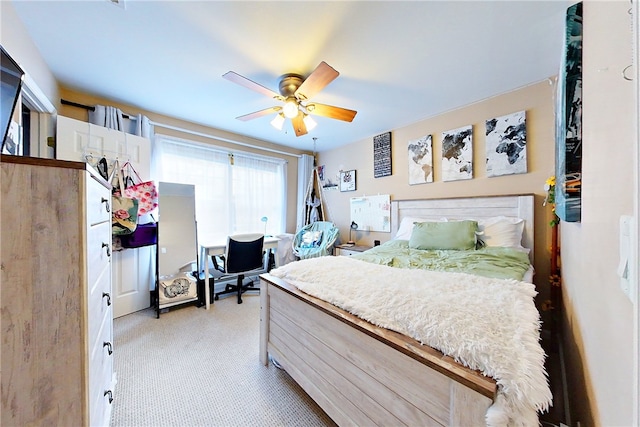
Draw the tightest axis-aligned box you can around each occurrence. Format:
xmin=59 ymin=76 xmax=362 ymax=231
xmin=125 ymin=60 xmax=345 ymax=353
xmin=408 ymin=220 xmax=478 ymax=250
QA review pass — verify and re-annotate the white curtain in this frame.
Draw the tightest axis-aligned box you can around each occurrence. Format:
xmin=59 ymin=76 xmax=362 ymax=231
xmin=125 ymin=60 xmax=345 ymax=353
xmin=297 ymin=154 xmax=314 ymax=231
xmin=89 ymin=105 xmax=153 ymax=138
xmin=135 ymin=113 xmax=152 ymax=138
xmin=152 ymin=135 xmax=286 ymax=244
xmin=89 ymin=105 xmax=124 ymax=130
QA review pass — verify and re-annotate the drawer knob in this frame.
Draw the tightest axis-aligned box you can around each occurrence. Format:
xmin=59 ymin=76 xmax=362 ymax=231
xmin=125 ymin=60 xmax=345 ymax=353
xmin=102 ymin=197 xmax=110 ymax=212
xmin=103 ymin=341 xmax=113 ymax=355
xmin=102 ymin=242 xmax=111 ymax=257
xmin=104 ymin=390 xmax=113 ymax=404
xmin=102 ymin=292 xmax=111 ymax=306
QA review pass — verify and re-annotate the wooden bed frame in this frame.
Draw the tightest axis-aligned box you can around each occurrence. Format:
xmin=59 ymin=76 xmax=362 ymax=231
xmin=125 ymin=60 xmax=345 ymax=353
xmin=259 ymin=194 xmax=535 ymax=426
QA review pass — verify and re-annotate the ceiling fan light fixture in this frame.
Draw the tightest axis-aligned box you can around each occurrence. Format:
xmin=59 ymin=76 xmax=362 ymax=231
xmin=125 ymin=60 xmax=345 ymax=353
xmin=270 ymin=113 xmax=285 ymax=130
xmin=283 ymin=98 xmax=299 ymax=119
xmin=303 ymin=114 xmax=317 ymax=131
xmin=223 ymin=61 xmax=357 ymax=138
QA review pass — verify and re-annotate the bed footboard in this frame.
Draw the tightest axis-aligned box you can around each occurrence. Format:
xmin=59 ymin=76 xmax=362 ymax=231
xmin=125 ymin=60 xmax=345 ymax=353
xmin=259 ymin=274 xmax=495 ymax=426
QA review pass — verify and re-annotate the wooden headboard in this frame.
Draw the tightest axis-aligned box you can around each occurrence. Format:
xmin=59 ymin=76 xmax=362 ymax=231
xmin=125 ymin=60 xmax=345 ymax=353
xmin=391 ymin=194 xmax=535 ymax=262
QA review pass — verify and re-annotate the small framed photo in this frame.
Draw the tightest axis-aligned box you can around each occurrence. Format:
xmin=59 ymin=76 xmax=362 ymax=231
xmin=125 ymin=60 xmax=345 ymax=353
xmin=340 ymin=169 xmax=356 ymax=192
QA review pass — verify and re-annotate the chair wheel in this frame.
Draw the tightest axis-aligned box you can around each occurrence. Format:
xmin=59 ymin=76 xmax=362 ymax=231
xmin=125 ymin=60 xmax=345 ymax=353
xmin=214 ymin=295 xmax=219 ymax=300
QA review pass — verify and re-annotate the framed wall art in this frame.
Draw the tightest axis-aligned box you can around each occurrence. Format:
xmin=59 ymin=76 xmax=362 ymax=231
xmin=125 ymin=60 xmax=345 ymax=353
xmin=373 ymin=132 xmax=392 ymax=178
xmin=340 ymin=169 xmax=356 ymax=192
xmin=485 ymin=110 xmax=527 ymax=177
xmin=555 ymin=2 xmax=582 ymax=222
xmin=408 ymin=134 xmax=433 ymax=185
xmin=441 ymin=125 xmax=473 ymax=182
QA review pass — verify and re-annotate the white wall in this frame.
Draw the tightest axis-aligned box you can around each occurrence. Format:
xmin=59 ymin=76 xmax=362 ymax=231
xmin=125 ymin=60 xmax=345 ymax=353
xmin=561 ymin=1 xmax=638 ymax=425
xmin=0 ymin=1 xmax=58 ymax=105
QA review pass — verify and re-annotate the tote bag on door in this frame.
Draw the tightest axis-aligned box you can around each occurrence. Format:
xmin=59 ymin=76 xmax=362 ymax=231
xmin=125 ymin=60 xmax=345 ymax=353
xmin=111 ymin=160 xmax=139 ymax=236
xmin=121 ymin=161 xmax=158 ymax=216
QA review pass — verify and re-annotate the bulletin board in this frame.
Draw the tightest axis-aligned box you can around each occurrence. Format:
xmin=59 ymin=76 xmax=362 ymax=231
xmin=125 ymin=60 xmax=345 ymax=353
xmin=350 ymin=194 xmax=391 ymax=232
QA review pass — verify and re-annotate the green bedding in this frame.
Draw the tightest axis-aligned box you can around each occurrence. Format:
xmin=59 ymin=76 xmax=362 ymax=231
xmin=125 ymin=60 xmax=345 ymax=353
xmin=351 ymin=239 xmax=531 ymax=281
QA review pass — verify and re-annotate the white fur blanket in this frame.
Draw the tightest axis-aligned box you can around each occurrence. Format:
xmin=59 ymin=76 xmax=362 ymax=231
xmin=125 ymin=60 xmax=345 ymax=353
xmin=270 ymin=256 xmax=552 ymax=427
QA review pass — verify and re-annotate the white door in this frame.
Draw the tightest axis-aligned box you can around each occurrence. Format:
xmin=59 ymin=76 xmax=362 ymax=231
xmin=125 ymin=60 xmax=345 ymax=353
xmin=56 ymin=115 xmax=153 ymax=317
xmin=112 ymin=246 xmax=154 ymax=317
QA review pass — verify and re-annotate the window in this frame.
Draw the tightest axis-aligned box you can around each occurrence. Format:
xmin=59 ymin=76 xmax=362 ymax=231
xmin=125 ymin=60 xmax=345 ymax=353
xmin=152 ymin=135 xmax=286 ymax=244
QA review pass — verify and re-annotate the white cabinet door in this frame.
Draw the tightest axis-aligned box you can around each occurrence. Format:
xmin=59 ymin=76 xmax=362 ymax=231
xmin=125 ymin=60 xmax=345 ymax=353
xmin=56 ymin=115 xmax=150 ymax=178
xmin=57 ymin=115 xmax=153 ymax=318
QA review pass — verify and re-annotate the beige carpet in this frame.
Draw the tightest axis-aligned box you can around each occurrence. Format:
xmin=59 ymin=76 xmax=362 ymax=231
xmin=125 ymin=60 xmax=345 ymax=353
xmin=110 ymin=293 xmax=336 ymax=427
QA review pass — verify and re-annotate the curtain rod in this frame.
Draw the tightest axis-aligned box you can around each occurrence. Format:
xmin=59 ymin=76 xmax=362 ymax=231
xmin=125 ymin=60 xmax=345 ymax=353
xmin=61 ymin=99 xmax=95 ymax=111
xmin=60 ymin=98 xmax=136 ymax=119
xmin=60 ymin=98 xmax=302 ymax=158
xmin=150 ymin=121 xmax=302 ymax=159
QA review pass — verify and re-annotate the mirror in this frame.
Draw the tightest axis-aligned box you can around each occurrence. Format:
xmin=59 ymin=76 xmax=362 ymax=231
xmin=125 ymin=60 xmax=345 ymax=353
xmin=156 ymin=182 xmax=198 ymax=312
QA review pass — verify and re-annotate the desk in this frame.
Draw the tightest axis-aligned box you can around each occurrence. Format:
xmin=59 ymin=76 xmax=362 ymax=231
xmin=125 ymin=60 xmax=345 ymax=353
xmin=200 ymin=236 xmax=279 ymax=309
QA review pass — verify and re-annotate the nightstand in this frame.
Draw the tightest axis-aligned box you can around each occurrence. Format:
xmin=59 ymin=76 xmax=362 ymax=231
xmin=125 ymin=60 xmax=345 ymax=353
xmin=334 ymin=244 xmax=373 ymax=257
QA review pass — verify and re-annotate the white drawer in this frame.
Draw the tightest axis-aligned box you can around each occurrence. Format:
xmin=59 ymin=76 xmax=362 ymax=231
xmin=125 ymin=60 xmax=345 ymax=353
xmin=90 ymin=385 xmax=113 ymax=427
xmin=89 ymin=316 xmax=114 ymax=427
xmin=89 ymin=309 xmax=113 ymax=387
xmin=336 ymin=245 xmax=372 ymax=256
xmin=86 ymin=173 xmax=111 ymax=226
xmin=339 ymin=249 xmax=360 ymax=256
xmin=87 ymin=222 xmax=111 ymax=287
xmin=88 ymin=265 xmax=112 ymax=343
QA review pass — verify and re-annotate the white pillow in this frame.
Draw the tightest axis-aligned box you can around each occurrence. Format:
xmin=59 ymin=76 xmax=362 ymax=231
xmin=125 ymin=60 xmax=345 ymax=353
xmin=477 ymin=216 xmax=525 ymax=248
xmin=394 ymin=217 xmax=447 ymax=240
xmin=301 ymin=230 xmax=323 ymax=248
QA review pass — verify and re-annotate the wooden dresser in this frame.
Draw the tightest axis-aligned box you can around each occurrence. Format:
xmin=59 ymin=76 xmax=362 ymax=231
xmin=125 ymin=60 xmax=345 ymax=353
xmin=1 ymin=155 xmax=115 ymax=426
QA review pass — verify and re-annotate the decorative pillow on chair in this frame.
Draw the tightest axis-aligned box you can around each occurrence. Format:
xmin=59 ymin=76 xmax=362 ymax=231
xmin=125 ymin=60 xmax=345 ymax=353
xmin=408 ymin=220 xmax=478 ymax=250
xmin=301 ymin=230 xmax=323 ymax=248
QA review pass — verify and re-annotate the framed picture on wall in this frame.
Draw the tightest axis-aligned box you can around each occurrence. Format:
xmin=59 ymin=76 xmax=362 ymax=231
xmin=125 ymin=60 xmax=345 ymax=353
xmin=373 ymin=132 xmax=392 ymax=178
xmin=441 ymin=125 xmax=473 ymax=182
xmin=408 ymin=134 xmax=433 ymax=185
xmin=485 ymin=110 xmax=527 ymax=177
xmin=555 ymin=2 xmax=582 ymax=223
xmin=340 ymin=169 xmax=356 ymax=192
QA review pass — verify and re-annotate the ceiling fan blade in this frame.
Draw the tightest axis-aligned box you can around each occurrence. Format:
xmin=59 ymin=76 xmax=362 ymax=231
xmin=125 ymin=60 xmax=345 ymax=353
xmin=295 ymin=61 xmax=339 ymax=101
xmin=236 ymin=106 xmax=281 ymax=121
xmin=307 ymin=103 xmax=357 ymax=122
xmin=223 ymin=71 xmax=281 ymax=100
xmin=291 ymin=112 xmax=308 ymax=137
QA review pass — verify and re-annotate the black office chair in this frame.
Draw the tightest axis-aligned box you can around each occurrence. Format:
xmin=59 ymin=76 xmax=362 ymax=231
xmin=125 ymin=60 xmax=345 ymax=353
xmin=213 ymin=233 xmax=265 ymax=304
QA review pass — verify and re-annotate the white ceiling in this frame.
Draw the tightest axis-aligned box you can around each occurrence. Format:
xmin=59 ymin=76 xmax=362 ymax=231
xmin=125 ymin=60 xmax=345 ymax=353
xmin=11 ymin=0 xmax=571 ymax=152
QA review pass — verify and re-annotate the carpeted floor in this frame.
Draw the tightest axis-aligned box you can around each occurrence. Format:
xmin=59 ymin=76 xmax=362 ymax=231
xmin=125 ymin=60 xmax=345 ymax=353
xmin=110 ymin=292 xmax=336 ymax=427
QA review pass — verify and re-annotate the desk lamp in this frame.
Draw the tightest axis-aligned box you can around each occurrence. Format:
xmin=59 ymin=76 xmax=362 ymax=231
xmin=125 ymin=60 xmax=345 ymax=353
xmin=348 ymin=221 xmax=358 ymax=244
xmin=261 ymin=216 xmax=268 ymax=236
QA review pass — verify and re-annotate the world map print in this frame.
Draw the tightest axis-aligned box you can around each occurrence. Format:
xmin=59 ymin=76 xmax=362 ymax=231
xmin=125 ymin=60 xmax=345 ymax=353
xmin=407 ymin=134 xmax=433 ymax=185
xmin=485 ymin=110 xmax=527 ymax=177
xmin=441 ymin=125 xmax=473 ymax=181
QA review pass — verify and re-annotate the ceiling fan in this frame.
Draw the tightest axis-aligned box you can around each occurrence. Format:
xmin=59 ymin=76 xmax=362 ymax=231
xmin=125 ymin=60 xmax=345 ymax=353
xmin=222 ymin=61 xmax=357 ymax=137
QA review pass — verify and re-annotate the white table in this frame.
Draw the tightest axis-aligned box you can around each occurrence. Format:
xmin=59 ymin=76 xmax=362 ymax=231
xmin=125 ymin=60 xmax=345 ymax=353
xmin=199 ymin=236 xmax=280 ymax=309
